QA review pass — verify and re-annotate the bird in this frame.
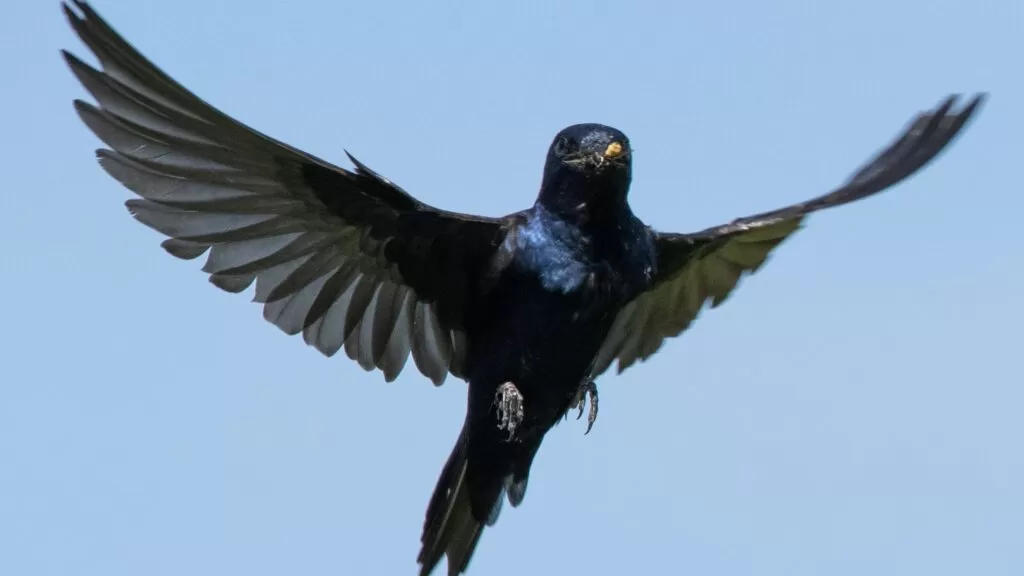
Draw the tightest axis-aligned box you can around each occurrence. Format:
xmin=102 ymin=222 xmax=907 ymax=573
xmin=60 ymin=1 xmax=985 ymax=574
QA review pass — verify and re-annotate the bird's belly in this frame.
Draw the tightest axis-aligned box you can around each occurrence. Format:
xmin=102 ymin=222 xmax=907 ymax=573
xmin=466 ymin=282 xmax=620 ymax=432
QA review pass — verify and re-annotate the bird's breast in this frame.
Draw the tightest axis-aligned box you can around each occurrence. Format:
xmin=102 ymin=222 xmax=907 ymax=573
xmin=511 ymin=208 xmax=653 ymax=298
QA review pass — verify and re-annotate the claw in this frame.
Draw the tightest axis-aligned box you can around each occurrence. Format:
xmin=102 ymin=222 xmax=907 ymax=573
xmin=571 ymin=379 xmax=599 ymax=434
xmin=494 ymin=382 xmax=525 ymax=441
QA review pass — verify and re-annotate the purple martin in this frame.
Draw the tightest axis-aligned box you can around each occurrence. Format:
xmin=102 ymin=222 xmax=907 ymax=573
xmin=61 ymin=2 xmax=985 ymax=574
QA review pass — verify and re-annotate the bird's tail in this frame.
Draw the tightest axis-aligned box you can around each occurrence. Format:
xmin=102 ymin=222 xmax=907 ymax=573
xmin=417 ymin=424 xmax=504 ymax=576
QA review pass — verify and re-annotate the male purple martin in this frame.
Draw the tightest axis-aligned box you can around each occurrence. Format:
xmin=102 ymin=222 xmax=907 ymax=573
xmin=61 ymin=2 xmax=984 ymax=574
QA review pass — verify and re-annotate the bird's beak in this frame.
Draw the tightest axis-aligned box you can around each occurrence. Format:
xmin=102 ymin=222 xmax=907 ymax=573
xmin=603 ymin=141 xmax=624 ymax=160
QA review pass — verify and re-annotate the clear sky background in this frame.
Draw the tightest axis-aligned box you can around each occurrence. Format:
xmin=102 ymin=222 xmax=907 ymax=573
xmin=2 ymin=1 xmax=1022 ymax=575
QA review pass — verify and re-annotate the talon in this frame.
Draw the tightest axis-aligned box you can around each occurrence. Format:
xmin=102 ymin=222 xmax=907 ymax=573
xmin=494 ymin=382 xmax=524 ymax=441
xmin=572 ymin=379 xmax=600 ymax=434
xmin=584 ymin=384 xmax=598 ymax=435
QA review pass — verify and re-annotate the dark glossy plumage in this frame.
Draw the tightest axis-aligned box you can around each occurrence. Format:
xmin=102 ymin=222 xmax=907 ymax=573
xmin=61 ymin=2 xmax=985 ymax=574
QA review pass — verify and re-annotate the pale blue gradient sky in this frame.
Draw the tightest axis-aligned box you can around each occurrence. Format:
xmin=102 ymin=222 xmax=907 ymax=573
xmin=2 ymin=1 xmax=1022 ymax=575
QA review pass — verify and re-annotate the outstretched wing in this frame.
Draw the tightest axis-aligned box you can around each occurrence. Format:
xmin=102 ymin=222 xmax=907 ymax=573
xmin=591 ymin=93 xmax=986 ymax=377
xmin=63 ymin=0 xmax=510 ymax=385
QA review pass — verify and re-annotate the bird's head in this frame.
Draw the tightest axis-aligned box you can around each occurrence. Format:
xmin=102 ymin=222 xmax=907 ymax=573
xmin=546 ymin=123 xmax=632 ymax=177
xmin=538 ymin=124 xmax=633 ymax=218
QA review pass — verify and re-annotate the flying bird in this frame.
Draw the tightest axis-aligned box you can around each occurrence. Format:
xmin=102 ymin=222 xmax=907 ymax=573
xmin=61 ymin=1 xmax=985 ymax=574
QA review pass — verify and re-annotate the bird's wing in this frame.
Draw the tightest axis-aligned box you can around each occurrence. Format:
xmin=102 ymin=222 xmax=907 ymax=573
xmin=63 ymin=0 xmax=510 ymax=385
xmin=591 ymin=93 xmax=985 ymax=377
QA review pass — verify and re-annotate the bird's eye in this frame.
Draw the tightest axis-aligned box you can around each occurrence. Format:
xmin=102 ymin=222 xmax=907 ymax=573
xmin=553 ymin=137 xmax=572 ymax=157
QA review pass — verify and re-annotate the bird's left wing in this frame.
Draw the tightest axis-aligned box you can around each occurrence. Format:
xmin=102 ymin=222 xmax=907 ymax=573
xmin=62 ymin=0 xmax=509 ymax=385
xmin=591 ymin=94 xmax=986 ymax=377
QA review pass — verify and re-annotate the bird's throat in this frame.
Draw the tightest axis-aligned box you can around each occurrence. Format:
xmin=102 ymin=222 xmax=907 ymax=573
xmin=537 ymin=170 xmax=631 ymax=229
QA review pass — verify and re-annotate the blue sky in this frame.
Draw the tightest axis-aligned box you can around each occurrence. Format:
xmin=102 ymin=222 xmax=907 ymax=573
xmin=2 ymin=0 xmax=1022 ymax=574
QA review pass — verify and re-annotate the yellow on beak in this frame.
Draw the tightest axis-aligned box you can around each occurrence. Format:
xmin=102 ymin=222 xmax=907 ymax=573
xmin=603 ymin=141 xmax=624 ymax=159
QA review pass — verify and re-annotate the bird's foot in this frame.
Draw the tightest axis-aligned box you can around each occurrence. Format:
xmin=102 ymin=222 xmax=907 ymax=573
xmin=494 ymin=382 xmax=524 ymax=441
xmin=571 ymin=379 xmax=599 ymax=434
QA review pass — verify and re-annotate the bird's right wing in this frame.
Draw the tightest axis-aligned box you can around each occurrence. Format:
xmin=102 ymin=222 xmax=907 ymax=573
xmin=591 ymin=94 xmax=986 ymax=377
xmin=63 ymin=0 xmax=512 ymax=385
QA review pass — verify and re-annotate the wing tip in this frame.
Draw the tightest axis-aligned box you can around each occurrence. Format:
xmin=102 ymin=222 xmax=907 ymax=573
xmin=957 ymin=92 xmax=988 ymax=126
xmin=942 ymin=92 xmax=988 ymax=111
xmin=60 ymin=1 xmax=81 ymax=23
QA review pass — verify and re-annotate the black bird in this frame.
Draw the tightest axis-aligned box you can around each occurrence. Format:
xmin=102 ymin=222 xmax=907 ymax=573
xmin=61 ymin=2 xmax=985 ymax=574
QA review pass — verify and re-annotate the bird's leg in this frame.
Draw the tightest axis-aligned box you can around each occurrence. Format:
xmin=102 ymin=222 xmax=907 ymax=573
xmin=494 ymin=382 xmax=525 ymax=441
xmin=570 ymin=378 xmax=599 ymax=434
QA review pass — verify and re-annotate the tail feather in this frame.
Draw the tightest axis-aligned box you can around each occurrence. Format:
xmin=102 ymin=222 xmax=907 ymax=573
xmin=417 ymin=425 xmax=501 ymax=576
